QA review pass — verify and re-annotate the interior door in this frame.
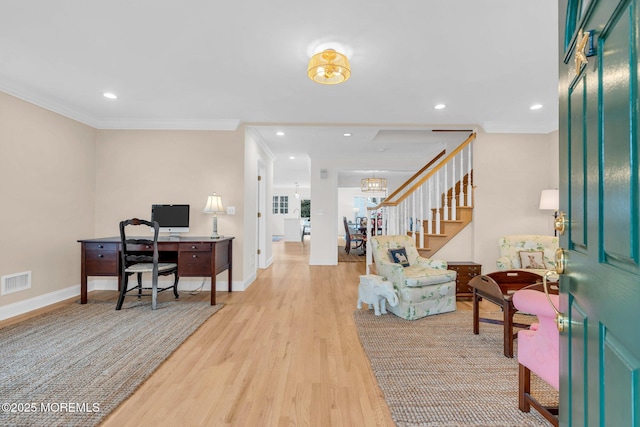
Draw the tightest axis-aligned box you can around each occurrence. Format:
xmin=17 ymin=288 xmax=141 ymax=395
xmin=559 ymin=0 xmax=640 ymax=425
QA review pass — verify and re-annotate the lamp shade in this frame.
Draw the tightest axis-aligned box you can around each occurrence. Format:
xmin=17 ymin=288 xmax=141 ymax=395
xmin=307 ymin=49 xmax=351 ymax=84
xmin=361 ymin=177 xmax=387 ymax=192
xmin=203 ymin=193 xmax=224 ymax=213
xmin=539 ymin=189 xmax=559 ymax=210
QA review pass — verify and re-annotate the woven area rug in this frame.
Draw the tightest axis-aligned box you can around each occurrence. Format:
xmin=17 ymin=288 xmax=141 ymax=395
xmin=0 ymin=300 xmax=223 ymax=427
xmin=338 ymin=246 xmax=366 ymax=262
xmin=354 ymin=309 xmax=558 ymax=426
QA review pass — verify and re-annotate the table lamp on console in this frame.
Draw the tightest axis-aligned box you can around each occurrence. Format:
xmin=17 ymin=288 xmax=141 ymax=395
xmin=203 ymin=193 xmax=225 ymax=239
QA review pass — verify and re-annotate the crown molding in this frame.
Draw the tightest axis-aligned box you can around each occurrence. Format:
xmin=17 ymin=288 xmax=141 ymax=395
xmin=95 ymin=118 xmax=240 ymax=130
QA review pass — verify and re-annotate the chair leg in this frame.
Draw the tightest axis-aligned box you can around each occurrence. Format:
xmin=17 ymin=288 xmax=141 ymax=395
xmin=137 ymin=273 xmax=143 ymax=299
xmin=519 ymin=363 xmax=531 ymax=412
xmin=172 ymin=273 xmax=180 ymax=299
xmin=151 ymin=272 xmax=158 ymax=310
xmin=519 ymin=363 xmax=559 ymax=427
xmin=115 ymin=274 xmax=129 ymax=310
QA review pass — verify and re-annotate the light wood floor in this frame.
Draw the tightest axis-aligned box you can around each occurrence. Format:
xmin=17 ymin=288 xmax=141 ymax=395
xmin=6 ymin=238 xmax=485 ymax=427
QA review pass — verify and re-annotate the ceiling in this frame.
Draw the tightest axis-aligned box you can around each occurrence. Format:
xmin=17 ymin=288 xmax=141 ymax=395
xmin=0 ymin=1 xmax=559 ymax=188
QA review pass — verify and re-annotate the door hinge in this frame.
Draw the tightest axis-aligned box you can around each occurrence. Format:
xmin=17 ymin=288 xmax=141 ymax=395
xmin=257 ymin=249 xmax=261 ymax=255
xmin=257 ymin=175 xmax=262 ymax=181
xmin=257 ymin=212 xmax=262 ymax=218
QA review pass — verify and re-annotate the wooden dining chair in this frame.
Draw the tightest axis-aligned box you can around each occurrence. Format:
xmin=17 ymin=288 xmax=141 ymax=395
xmin=116 ymin=218 xmax=179 ymax=310
xmin=343 ymin=216 xmax=365 ymax=254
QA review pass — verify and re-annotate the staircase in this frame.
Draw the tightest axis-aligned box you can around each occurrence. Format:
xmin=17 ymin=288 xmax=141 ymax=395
xmin=366 ymin=132 xmax=475 ymax=267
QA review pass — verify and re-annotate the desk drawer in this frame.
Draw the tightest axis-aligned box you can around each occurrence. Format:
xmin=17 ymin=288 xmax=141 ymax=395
xmin=85 ymin=249 xmax=118 ymax=275
xmin=179 ymin=251 xmax=211 ymax=276
xmin=85 ymin=242 xmax=118 ymax=252
xmin=179 ymin=242 xmax=212 ymax=252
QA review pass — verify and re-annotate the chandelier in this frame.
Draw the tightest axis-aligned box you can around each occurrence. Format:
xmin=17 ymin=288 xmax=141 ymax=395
xmin=307 ymin=49 xmax=351 ymax=85
xmin=361 ymin=177 xmax=387 ymax=192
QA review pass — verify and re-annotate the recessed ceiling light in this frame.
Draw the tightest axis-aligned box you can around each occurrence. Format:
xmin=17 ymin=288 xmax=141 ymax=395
xmin=103 ymin=92 xmax=117 ymax=99
xmin=530 ymin=104 xmax=543 ymax=110
xmin=276 ymin=131 xmax=285 ymax=136
xmin=289 ymin=156 xmax=295 ymax=160
xmin=434 ymin=104 xmax=446 ymax=110
xmin=343 ymin=133 xmax=352 ymax=137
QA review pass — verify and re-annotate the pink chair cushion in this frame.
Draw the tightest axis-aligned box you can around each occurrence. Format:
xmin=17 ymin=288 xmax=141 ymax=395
xmin=513 ymin=289 xmax=559 ymax=390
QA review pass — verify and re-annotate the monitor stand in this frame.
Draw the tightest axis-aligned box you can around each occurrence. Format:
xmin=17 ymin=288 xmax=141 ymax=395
xmin=168 ymin=232 xmax=181 ymax=241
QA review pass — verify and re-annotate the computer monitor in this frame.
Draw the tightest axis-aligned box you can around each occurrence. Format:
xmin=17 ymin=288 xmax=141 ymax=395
xmin=151 ymin=204 xmax=190 ymax=237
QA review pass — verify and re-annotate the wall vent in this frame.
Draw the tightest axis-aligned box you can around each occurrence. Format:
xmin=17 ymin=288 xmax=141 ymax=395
xmin=1 ymin=271 xmax=32 ymax=295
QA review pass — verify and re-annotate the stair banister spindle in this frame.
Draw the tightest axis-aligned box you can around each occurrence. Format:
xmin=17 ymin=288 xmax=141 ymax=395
xmin=427 ymin=180 xmax=433 ymax=235
xmin=459 ymin=150 xmax=464 ymax=207
xmin=419 ymin=184 xmax=424 ymax=248
xmin=451 ymin=154 xmax=457 ymax=221
xmin=443 ymin=163 xmax=449 ymax=221
xmin=466 ymin=144 xmax=473 ymax=206
xmin=435 ymin=171 xmax=441 ymax=235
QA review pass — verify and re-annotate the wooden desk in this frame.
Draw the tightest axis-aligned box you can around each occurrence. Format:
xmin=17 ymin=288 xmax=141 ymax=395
xmin=78 ymin=236 xmax=234 ymax=306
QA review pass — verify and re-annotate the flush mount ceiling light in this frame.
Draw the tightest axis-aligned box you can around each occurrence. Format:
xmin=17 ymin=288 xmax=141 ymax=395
xmin=103 ymin=92 xmax=117 ymax=99
xmin=530 ymin=104 xmax=543 ymax=110
xmin=276 ymin=131 xmax=285 ymax=136
xmin=434 ymin=104 xmax=446 ymax=110
xmin=307 ymin=49 xmax=351 ymax=85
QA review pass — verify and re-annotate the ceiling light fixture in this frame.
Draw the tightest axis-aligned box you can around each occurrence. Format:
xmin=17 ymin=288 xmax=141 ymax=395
xmin=530 ymin=104 xmax=543 ymax=110
xmin=434 ymin=104 xmax=446 ymax=110
xmin=307 ymin=49 xmax=351 ymax=85
xmin=103 ymin=92 xmax=117 ymax=99
xmin=343 ymin=133 xmax=352 ymax=137
xmin=276 ymin=131 xmax=285 ymax=136
xmin=289 ymin=156 xmax=296 ymax=160
xmin=361 ymin=176 xmax=387 ymax=193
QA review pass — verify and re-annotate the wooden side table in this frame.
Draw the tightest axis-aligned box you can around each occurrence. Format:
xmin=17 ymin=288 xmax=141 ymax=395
xmin=447 ymin=262 xmax=482 ymax=299
xmin=468 ymin=270 xmax=546 ymax=358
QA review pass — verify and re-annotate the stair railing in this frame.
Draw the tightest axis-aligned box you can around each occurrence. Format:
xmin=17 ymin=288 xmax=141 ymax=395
xmin=365 ymin=132 xmax=476 ymax=270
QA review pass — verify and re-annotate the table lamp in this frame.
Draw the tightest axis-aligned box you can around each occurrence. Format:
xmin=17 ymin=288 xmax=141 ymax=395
xmin=539 ymin=189 xmax=559 ymax=236
xmin=203 ymin=193 xmax=225 ymax=238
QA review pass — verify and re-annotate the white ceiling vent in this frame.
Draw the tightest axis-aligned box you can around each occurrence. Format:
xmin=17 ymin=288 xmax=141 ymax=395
xmin=1 ymin=271 xmax=32 ymax=295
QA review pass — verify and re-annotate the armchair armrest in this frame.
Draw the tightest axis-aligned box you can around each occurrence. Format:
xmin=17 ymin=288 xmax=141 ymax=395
xmin=414 ymin=257 xmax=447 ymax=270
xmin=375 ymin=261 xmax=404 ymax=282
xmin=496 ymin=256 xmax=513 ymax=271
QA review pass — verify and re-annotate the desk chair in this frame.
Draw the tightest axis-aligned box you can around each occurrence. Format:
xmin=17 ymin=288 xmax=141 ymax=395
xmin=116 ymin=218 xmax=179 ymax=310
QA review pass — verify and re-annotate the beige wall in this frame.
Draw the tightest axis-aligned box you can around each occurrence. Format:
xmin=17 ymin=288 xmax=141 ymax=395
xmin=0 ymin=92 xmax=96 ymax=307
xmin=94 ymin=128 xmax=246 ymax=287
xmin=471 ymin=130 xmax=559 ymax=272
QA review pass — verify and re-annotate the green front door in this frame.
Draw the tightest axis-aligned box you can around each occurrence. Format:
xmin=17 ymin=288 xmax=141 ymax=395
xmin=559 ymin=0 xmax=640 ymax=425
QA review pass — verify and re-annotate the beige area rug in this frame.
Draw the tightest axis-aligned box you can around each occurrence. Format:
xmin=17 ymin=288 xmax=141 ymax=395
xmin=354 ymin=309 xmax=558 ymax=426
xmin=0 ymin=300 xmax=223 ymax=427
xmin=338 ymin=245 xmax=366 ymax=262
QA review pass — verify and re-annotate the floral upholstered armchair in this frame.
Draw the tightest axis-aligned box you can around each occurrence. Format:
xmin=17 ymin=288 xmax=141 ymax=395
xmin=496 ymin=235 xmax=559 ymax=277
xmin=370 ymin=235 xmax=457 ymax=320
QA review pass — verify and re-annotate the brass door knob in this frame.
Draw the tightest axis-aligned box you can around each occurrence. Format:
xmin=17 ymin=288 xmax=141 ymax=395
xmin=554 ymin=211 xmax=567 ymax=235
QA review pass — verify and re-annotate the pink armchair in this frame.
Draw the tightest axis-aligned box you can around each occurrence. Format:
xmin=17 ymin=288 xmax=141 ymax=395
xmin=512 ymin=289 xmax=559 ymax=427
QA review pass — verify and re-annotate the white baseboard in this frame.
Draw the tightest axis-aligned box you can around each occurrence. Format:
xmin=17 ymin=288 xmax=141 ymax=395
xmin=1 ymin=275 xmax=255 ymax=322
xmin=0 ymin=284 xmax=80 ymax=321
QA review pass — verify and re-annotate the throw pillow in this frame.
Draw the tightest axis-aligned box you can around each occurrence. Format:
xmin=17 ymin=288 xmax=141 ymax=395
xmin=519 ymin=251 xmax=546 ymax=269
xmin=388 ymin=247 xmax=410 ymax=267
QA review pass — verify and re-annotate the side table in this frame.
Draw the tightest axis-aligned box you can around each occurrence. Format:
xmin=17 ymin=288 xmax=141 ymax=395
xmin=447 ymin=261 xmax=482 ymax=299
xmin=468 ymin=270 xmax=546 ymax=358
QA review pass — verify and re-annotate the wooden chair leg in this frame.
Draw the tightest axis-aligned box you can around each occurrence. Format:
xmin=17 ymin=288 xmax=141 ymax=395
xmin=115 ymin=275 xmax=129 ymax=310
xmin=172 ymin=273 xmax=180 ymax=299
xmin=519 ymin=363 xmax=531 ymax=412
xmin=519 ymin=363 xmax=559 ymax=427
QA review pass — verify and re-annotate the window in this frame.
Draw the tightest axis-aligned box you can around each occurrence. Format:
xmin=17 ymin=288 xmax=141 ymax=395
xmin=272 ymin=196 xmax=289 ymax=214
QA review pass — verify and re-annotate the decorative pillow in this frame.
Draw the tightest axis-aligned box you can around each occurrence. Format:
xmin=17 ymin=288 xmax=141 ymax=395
xmin=519 ymin=251 xmax=546 ymax=269
xmin=389 ymin=247 xmax=410 ymax=267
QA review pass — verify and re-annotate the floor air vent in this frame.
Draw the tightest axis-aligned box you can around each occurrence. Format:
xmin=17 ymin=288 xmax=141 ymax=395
xmin=1 ymin=271 xmax=32 ymax=295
